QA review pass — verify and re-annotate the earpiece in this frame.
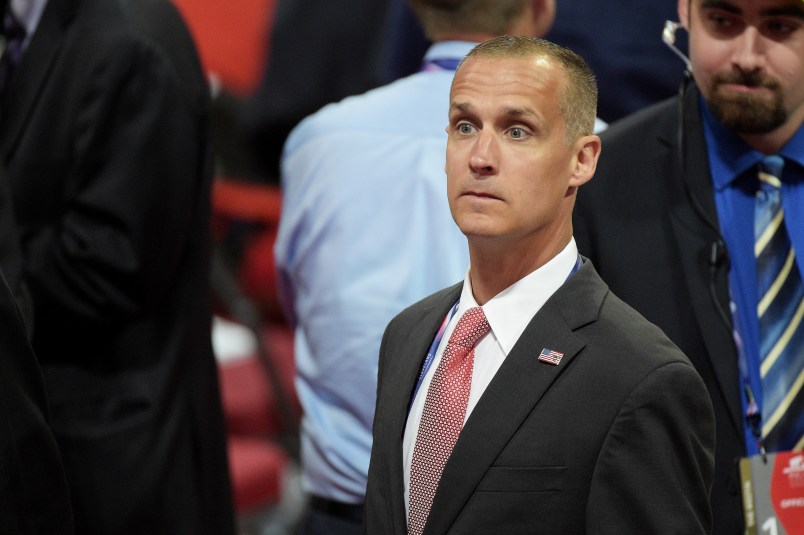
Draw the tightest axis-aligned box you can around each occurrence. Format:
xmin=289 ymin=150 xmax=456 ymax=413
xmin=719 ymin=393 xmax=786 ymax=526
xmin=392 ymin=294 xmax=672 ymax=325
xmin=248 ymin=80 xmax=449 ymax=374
xmin=662 ymin=21 xmax=692 ymax=73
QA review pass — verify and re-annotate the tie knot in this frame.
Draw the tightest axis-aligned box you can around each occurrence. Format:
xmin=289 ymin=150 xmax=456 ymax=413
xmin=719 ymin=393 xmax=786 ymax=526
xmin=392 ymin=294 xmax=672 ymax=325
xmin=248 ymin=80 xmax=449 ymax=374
xmin=758 ymin=155 xmax=784 ymax=191
xmin=451 ymin=306 xmax=490 ymax=349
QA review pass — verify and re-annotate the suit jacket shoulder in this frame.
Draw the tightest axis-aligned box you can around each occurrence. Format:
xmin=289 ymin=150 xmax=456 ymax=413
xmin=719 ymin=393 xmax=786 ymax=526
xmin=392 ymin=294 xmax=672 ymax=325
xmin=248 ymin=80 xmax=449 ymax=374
xmin=549 ymin=257 xmax=693 ymax=376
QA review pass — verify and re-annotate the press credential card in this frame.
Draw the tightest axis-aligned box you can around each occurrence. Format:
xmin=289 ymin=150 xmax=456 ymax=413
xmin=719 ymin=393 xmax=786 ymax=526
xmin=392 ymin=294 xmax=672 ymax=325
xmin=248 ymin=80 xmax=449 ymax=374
xmin=740 ymin=451 xmax=804 ymax=535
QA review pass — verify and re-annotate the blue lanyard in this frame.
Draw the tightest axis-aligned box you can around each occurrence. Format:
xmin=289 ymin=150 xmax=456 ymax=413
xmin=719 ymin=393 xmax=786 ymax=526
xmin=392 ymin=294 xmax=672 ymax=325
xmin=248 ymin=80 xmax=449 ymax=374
xmin=407 ymin=255 xmax=583 ymax=411
xmin=569 ymin=254 xmax=582 ymax=278
xmin=408 ymin=300 xmax=460 ymax=412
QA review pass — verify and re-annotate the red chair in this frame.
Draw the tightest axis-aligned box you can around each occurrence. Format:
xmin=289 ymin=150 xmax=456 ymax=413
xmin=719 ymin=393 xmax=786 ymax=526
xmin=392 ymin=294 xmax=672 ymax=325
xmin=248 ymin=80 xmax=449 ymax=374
xmin=210 ymin=178 xmax=302 ymax=530
xmin=172 ymin=0 xmax=276 ymax=97
xmin=227 ymin=436 xmax=289 ymax=511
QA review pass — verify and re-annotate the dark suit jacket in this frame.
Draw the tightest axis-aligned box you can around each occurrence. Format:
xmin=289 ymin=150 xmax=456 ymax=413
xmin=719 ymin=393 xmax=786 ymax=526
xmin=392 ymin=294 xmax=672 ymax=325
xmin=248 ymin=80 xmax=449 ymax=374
xmin=0 ymin=168 xmax=73 ymax=533
xmin=0 ymin=0 xmax=234 ymax=533
xmin=365 ymin=260 xmax=715 ymax=534
xmin=573 ymin=83 xmax=744 ymax=535
xmin=0 ymin=172 xmax=22 ymax=304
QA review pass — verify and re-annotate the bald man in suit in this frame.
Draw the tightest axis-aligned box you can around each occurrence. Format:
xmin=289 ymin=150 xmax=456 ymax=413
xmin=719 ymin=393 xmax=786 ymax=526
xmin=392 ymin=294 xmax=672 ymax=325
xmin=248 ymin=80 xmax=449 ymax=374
xmin=364 ymin=36 xmax=715 ymax=535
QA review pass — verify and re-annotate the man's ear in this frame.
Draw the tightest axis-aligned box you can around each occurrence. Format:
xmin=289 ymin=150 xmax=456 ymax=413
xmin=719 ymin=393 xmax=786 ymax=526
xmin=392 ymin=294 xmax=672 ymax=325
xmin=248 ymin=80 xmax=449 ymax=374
xmin=678 ymin=0 xmax=690 ymax=31
xmin=569 ymin=134 xmax=601 ymax=189
xmin=531 ymin=0 xmax=557 ymax=38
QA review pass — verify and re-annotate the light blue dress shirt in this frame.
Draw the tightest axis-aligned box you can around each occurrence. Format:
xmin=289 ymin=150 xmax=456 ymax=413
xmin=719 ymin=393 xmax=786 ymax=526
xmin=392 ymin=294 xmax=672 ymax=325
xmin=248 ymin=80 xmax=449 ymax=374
xmin=703 ymin=98 xmax=804 ymax=454
xmin=274 ymin=41 xmax=475 ymax=503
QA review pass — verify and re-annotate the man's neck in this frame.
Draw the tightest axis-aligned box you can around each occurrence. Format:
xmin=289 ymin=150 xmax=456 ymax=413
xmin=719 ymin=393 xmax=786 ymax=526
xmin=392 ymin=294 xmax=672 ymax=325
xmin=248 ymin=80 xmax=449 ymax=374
xmin=467 ymin=234 xmax=572 ymax=305
xmin=433 ymin=33 xmax=498 ymax=44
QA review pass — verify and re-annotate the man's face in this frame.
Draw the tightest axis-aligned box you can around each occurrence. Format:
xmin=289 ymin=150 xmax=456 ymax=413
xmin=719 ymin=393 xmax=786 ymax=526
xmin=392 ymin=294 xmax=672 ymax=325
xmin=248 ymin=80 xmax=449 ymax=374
xmin=445 ymin=56 xmax=596 ymax=251
xmin=680 ymin=0 xmax=804 ymax=134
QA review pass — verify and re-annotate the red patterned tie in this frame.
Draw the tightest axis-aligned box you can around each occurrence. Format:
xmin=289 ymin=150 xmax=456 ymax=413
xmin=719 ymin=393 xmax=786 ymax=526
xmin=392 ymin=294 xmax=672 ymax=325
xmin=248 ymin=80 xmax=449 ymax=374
xmin=408 ymin=306 xmax=490 ymax=535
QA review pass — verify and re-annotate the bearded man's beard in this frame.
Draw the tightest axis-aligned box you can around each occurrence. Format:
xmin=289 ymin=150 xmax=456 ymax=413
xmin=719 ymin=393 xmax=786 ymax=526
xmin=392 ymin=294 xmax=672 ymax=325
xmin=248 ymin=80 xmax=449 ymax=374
xmin=707 ymin=71 xmax=787 ymax=134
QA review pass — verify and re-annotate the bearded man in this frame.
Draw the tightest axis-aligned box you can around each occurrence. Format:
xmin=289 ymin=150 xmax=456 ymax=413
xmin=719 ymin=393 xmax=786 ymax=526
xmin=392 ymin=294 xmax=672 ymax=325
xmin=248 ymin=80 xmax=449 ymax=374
xmin=573 ymin=1 xmax=804 ymax=534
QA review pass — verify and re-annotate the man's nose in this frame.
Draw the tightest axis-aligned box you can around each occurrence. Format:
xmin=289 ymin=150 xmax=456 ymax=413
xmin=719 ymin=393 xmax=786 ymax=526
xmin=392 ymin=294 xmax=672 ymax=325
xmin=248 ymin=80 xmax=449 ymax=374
xmin=731 ymin=25 xmax=766 ymax=74
xmin=468 ymin=131 xmax=498 ymax=175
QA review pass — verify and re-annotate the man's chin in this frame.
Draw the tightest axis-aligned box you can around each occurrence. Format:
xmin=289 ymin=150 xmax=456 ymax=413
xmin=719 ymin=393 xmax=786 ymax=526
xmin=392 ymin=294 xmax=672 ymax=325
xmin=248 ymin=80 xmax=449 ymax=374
xmin=708 ymin=91 xmax=786 ymax=134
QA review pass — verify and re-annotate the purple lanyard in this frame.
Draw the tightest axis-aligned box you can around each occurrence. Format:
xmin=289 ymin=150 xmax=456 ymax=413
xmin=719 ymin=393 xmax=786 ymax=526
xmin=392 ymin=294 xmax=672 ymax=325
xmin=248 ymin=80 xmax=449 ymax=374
xmin=420 ymin=57 xmax=462 ymax=72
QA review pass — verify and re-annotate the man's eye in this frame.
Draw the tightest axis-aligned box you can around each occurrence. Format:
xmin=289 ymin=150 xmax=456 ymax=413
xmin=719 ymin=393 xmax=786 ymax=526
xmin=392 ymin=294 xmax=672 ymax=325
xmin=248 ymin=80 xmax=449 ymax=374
xmin=509 ymin=127 xmax=525 ymax=139
xmin=458 ymin=123 xmax=473 ymax=134
xmin=712 ymin=15 xmax=730 ymax=28
xmin=705 ymin=12 xmax=740 ymax=35
xmin=764 ymin=19 xmax=798 ymax=39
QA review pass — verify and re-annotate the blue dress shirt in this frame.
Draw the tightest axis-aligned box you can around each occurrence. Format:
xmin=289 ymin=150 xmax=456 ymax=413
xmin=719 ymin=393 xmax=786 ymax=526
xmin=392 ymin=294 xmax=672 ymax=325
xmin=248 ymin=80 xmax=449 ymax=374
xmin=703 ymin=99 xmax=804 ymax=454
xmin=274 ymin=41 xmax=475 ymax=503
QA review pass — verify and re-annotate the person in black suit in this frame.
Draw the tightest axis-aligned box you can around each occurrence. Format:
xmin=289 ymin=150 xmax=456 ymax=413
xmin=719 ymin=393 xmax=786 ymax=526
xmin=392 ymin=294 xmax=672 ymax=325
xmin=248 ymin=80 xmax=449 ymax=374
xmin=364 ymin=35 xmax=715 ymax=535
xmin=573 ymin=1 xmax=804 ymax=533
xmin=0 ymin=167 xmax=73 ymax=534
xmin=0 ymin=0 xmax=235 ymax=533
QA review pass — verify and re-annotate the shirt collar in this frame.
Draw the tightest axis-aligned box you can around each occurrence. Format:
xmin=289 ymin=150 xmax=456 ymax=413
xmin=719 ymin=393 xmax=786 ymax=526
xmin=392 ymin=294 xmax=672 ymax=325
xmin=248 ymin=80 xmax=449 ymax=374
xmin=422 ymin=41 xmax=478 ymax=71
xmin=458 ymin=238 xmax=579 ymax=355
xmin=701 ymin=94 xmax=804 ymax=190
xmin=10 ymin=0 xmax=47 ymax=46
xmin=780 ymin=121 xmax=804 ymax=172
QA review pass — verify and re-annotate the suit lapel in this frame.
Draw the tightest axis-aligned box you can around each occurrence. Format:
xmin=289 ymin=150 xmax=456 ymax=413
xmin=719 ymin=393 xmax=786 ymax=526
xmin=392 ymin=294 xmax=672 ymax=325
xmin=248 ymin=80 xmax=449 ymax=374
xmin=422 ymin=262 xmax=603 ymax=535
xmin=385 ymin=284 xmax=462 ymax=534
xmin=665 ymin=84 xmax=742 ymax=436
xmin=0 ymin=0 xmax=76 ymax=162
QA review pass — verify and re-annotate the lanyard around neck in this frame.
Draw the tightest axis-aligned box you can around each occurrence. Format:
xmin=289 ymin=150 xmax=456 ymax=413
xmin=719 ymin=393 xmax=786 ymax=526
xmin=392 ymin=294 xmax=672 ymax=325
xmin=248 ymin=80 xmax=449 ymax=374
xmin=420 ymin=57 xmax=461 ymax=72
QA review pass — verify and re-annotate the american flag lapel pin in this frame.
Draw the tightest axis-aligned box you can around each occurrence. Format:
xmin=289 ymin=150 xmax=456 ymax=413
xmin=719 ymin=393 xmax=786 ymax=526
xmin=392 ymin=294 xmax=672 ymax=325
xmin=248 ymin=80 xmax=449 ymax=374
xmin=538 ymin=348 xmax=564 ymax=365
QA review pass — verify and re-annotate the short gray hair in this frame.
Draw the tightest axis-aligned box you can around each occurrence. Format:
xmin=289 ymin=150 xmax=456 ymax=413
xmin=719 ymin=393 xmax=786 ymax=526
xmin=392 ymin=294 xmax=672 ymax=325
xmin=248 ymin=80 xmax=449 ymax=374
xmin=460 ymin=35 xmax=598 ymax=144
